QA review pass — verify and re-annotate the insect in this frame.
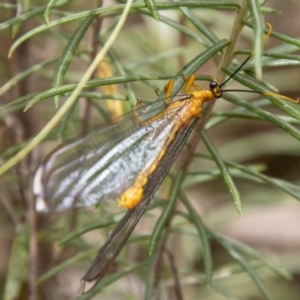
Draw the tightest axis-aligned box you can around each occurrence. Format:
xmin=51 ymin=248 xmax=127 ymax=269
xmin=33 ymin=43 xmax=298 ymax=293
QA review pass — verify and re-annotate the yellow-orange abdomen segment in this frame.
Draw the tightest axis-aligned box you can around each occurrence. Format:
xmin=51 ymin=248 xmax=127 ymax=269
xmin=118 ymin=185 xmax=144 ymax=210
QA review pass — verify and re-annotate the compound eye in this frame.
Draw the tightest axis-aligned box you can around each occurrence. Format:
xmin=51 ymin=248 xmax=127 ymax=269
xmin=209 ymin=81 xmax=218 ymax=90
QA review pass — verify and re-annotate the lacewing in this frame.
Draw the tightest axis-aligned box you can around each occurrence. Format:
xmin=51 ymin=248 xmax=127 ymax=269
xmin=33 ymin=47 xmax=297 ymax=293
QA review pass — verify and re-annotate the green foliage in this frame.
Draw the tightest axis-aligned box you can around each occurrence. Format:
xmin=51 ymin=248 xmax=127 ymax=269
xmin=0 ymin=0 xmax=300 ymax=299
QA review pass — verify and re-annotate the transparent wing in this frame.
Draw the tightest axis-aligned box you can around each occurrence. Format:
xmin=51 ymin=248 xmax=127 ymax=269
xmin=33 ymin=98 xmax=189 ymax=212
xmin=81 ymin=119 xmax=198 ymax=292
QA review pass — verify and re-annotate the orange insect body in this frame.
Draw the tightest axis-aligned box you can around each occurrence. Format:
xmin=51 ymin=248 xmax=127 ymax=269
xmin=118 ymin=76 xmax=222 ymax=209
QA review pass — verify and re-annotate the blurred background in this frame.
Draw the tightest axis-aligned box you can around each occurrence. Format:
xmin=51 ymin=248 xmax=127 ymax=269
xmin=0 ymin=1 xmax=300 ymax=299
